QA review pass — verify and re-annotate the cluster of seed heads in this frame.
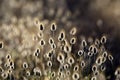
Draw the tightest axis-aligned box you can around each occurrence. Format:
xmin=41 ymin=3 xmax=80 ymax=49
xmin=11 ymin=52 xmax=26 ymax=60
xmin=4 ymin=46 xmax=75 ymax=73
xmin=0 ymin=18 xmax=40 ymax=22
xmin=0 ymin=19 xmax=115 ymax=80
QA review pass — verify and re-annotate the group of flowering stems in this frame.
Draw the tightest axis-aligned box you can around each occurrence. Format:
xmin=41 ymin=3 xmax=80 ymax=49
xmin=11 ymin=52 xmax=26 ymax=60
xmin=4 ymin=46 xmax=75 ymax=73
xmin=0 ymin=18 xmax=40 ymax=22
xmin=0 ymin=20 xmax=117 ymax=80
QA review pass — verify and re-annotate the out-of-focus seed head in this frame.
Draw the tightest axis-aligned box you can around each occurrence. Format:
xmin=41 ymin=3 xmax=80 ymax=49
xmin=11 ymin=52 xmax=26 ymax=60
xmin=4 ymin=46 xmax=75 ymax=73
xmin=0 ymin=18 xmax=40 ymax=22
xmin=100 ymin=35 xmax=107 ymax=44
xmin=95 ymin=38 xmax=100 ymax=47
xmin=89 ymin=45 xmax=98 ymax=54
xmin=0 ymin=41 xmax=3 ymax=49
xmin=51 ymin=71 xmax=56 ymax=78
xmin=102 ymin=57 xmax=107 ymax=63
xmin=57 ymin=52 xmax=65 ymax=64
xmin=108 ymin=54 xmax=114 ymax=61
xmin=56 ymin=76 xmax=60 ymax=80
xmin=39 ymin=23 xmax=44 ymax=31
xmin=88 ymin=52 xmax=93 ymax=57
xmin=64 ymin=63 xmax=69 ymax=70
xmin=96 ymin=56 xmax=103 ymax=66
xmin=51 ymin=43 xmax=56 ymax=49
xmin=64 ymin=44 xmax=72 ymax=53
xmin=34 ymin=17 xmax=39 ymax=25
xmin=81 ymin=60 xmax=85 ymax=68
xmin=9 ymin=59 xmax=14 ymax=66
xmin=4 ymin=62 xmax=9 ymax=68
xmin=81 ymin=39 xmax=87 ymax=47
xmin=46 ymin=49 xmax=54 ymax=59
xmin=34 ymin=48 xmax=40 ymax=57
xmin=33 ymin=34 xmax=39 ymax=41
xmin=10 ymin=65 xmax=14 ymax=70
xmin=37 ymin=48 xmax=40 ymax=53
xmin=8 ymin=68 xmax=12 ymax=74
xmin=78 ymin=50 xmax=84 ymax=57
xmin=47 ymin=60 xmax=52 ymax=67
xmin=58 ymin=71 xmax=63 ymax=77
xmin=39 ymin=39 xmax=45 ymax=46
xmin=26 ymin=70 xmax=30 ymax=77
xmin=88 ymin=37 xmax=93 ymax=44
xmin=1 ymin=71 xmax=8 ymax=79
xmin=66 ymin=70 xmax=71 ymax=76
xmin=49 ymin=37 xmax=54 ymax=45
xmin=70 ymin=27 xmax=77 ymax=35
xmin=0 ymin=67 xmax=4 ymax=73
xmin=38 ymin=32 xmax=43 ymax=38
xmin=68 ymin=56 xmax=75 ymax=66
xmin=115 ymin=68 xmax=120 ymax=76
xmin=58 ymin=66 xmax=64 ymax=72
xmin=101 ymin=65 xmax=106 ymax=72
xmin=94 ymin=70 xmax=99 ymax=76
xmin=70 ymin=37 xmax=77 ymax=45
xmin=58 ymin=30 xmax=65 ymax=41
xmin=6 ymin=54 xmax=11 ymax=60
xmin=72 ymin=72 xmax=80 ymax=80
xmin=92 ymin=65 xmax=97 ymax=72
xmin=91 ymin=76 xmax=97 ymax=80
xmin=102 ymin=51 xmax=108 ymax=58
xmin=51 ymin=23 xmax=57 ymax=31
xmin=23 ymin=62 xmax=28 ymax=69
xmin=73 ymin=64 xmax=79 ymax=71
xmin=33 ymin=67 xmax=42 ymax=76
